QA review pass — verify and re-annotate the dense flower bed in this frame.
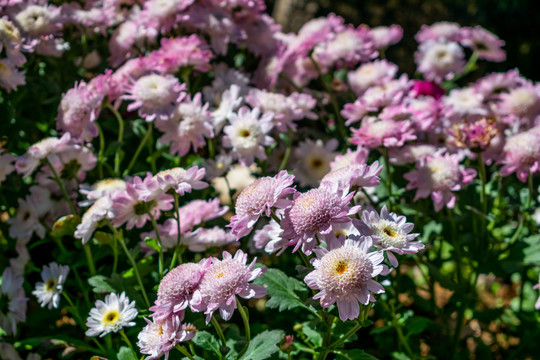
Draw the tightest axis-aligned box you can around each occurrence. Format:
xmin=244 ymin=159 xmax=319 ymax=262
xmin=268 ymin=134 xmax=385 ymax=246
xmin=1 ymin=1 xmax=539 ymax=359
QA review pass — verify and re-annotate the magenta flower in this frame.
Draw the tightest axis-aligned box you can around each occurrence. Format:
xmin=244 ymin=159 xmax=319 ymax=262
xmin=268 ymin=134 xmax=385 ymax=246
xmin=281 ymin=182 xmax=361 ymax=254
xmin=358 ymin=206 xmax=423 ymax=267
xmin=304 ymin=238 xmax=385 ymax=321
xmin=150 ymin=260 xmax=211 ymax=322
xmin=192 ymin=250 xmax=266 ymax=323
xmin=229 ymin=170 xmax=295 ymax=238
xmin=404 ymin=151 xmax=476 ymax=211
xmin=411 ymin=80 xmax=445 ymax=99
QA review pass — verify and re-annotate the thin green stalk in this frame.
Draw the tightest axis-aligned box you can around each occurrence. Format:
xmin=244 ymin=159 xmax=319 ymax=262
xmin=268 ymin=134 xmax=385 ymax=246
xmin=236 ymin=297 xmax=251 ymax=358
xmin=149 ymin=213 xmax=164 ymax=279
xmin=478 ymin=152 xmax=488 ymax=248
xmin=381 ymin=147 xmax=393 ymax=208
xmin=175 ymin=345 xmax=195 ymax=360
xmin=270 ymin=211 xmax=282 ymax=225
xmin=105 ymin=102 xmax=125 ymax=176
xmin=84 ymin=243 xmax=97 ymax=276
xmin=112 ymin=235 xmax=119 ymax=275
xmin=104 ymin=334 xmax=114 ymax=358
xmin=114 ymin=227 xmax=151 ymax=307
xmin=97 ymin=123 xmax=105 ymax=178
xmin=211 ymin=316 xmax=227 ymax=347
xmin=124 ymin=123 xmax=153 ymax=176
xmin=329 ymin=321 xmax=363 ymax=349
xmin=120 ymin=329 xmax=138 ymax=359
xmin=278 ymin=131 xmax=294 ymax=172
xmin=72 ymin=267 xmax=91 ymax=307
xmin=317 ymin=314 xmax=335 ymax=360
xmin=170 ymin=194 xmax=182 ymax=270
xmin=394 ymin=320 xmax=415 ymax=360
xmin=45 ymin=158 xmax=77 ymax=215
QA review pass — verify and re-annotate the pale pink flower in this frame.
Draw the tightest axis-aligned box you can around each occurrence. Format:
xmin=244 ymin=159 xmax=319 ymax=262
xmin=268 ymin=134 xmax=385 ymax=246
xmin=15 ymin=133 xmax=71 ymax=176
xmin=137 ymin=315 xmax=196 ymax=360
xmin=321 ymin=161 xmax=382 ymax=189
xmin=415 ymin=22 xmax=463 ymax=43
xmin=350 ymin=117 xmax=416 ymax=149
xmin=0 ymin=17 xmax=25 ymax=66
xmin=347 ymin=60 xmax=398 ymax=95
xmin=415 ymin=40 xmax=465 ymax=82
xmin=222 ymin=106 xmax=275 ymax=166
xmin=498 ymin=83 xmax=540 ymax=120
xmin=211 ymin=85 xmax=244 ymax=132
xmin=404 ymin=151 xmax=477 ymax=211
xmin=203 ymin=64 xmax=250 ymax=106
xmin=474 ymin=70 xmax=524 ymax=99
xmin=154 ymin=166 xmax=208 ymax=196
xmin=183 ymin=227 xmax=238 ymax=252
xmin=330 ymin=147 xmax=370 ymax=171
xmin=150 ymin=260 xmax=211 ymax=321
xmin=389 ymin=144 xmax=437 ymax=165
xmin=75 ymin=197 xmax=113 ymax=244
xmin=443 ymin=87 xmax=489 ymax=118
xmin=534 ymin=281 xmax=540 ymax=310
xmin=156 ymin=93 xmax=214 ymax=156
xmin=499 ymin=129 xmax=540 ymax=182
xmin=371 ymin=25 xmax=403 ymax=49
xmin=8 ymin=197 xmax=46 ymax=240
xmin=229 ymin=170 xmax=295 ymax=238
xmin=0 ymin=267 xmax=27 ymax=335
xmin=460 ymin=26 xmax=505 ymax=62
xmin=253 ymin=218 xmax=283 ymax=251
xmin=304 ymin=238 xmax=385 ymax=321
xmin=124 ymin=74 xmax=186 ymax=122
xmin=358 ymin=206 xmax=423 ymax=267
xmin=281 ymin=182 xmax=361 ymax=254
xmin=79 ymin=179 xmax=126 ymax=207
xmin=0 ymin=151 xmax=15 ymax=184
xmin=192 ymin=250 xmax=266 ymax=323
xmin=293 ymin=138 xmax=338 ymax=187
xmin=0 ymin=58 xmax=25 ymax=92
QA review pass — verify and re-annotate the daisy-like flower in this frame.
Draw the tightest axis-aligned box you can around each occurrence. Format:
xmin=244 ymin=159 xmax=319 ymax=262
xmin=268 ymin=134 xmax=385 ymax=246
xmin=0 ymin=267 xmax=27 ymax=335
xmin=229 ymin=170 xmax=295 ymax=238
xmin=110 ymin=177 xmax=173 ymax=230
xmin=350 ymin=117 xmax=417 ymax=149
xmin=79 ymin=178 xmax=126 ymax=207
xmin=191 ymin=250 xmax=266 ymax=323
xmin=443 ymin=87 xmax=489 ymax=118
xmin=32 ymin=262 xmax=69 ymax=309
xmin=182 ymin=227 xmax=237 ymax=252
xmin=281 ymin=182 xmax=361 ymax=254
xmin=86 ymin=292 xmax=138 ymax=337
xmin=321 ymin=161 xmax=382 ymax=189
xmin=304 ymin=238 xmax=385 ymax=321
xmin=404 ymin=152 xmax=477 ymax=211
xmin=124 ymin=74 xmax=186 ymax=122
xmin=358 ymin=206 xmax=423 ymax=267
xmin=347 ymin=60 xmax=398 ymax=95
xmin=415 ymin=40 xmax=465 ymax=82
xmin=415 ymin=22 xmax=463 ymax=43
xmin=222 ymin=106 xmax=275 ymax=166
xmin=499 ymin=129 xmax=540 ymax=182
xmin=75 ymin=197 xmax=113 ymax=244
xmin=137 ymin=315 xmax=196 ymax=360
xmin=150 ymin=260 xmax=211 ymax=321
xmin=204 ymin=153 xmax=233 ymax=180
xmin=498 ymin=84 xmax=540 ymax=120
xmin=371 ymin=25 xmax=403 ymax=49
xmin=460 ymin=26 xmax=505 ymax=62
xmin=15 ymin=133 xmax=71 ymax=177
xmin=293 ymin=139 xmax=338 ymax=187
xmin=154 ymin=166 xmax=208 ymax=196
xmin=156 ymin=93 xmax=214 ymax=156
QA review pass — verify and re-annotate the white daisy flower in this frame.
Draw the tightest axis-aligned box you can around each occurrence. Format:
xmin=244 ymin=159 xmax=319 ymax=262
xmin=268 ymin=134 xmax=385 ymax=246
xmin=32 ymin=262 xmax=69 ymax=309
xmin=85 ymin=292 xmax=138 ymax=337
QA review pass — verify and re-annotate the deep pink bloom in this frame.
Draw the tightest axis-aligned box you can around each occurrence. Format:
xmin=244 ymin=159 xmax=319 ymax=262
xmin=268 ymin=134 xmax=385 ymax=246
xmin=411 ymin=80 xmax=445 ymax=99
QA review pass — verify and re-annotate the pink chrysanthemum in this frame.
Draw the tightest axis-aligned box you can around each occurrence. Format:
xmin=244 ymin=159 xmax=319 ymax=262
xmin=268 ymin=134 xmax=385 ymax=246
xmin=110 ymin=177 xmax=173 ymax=230
xmin=321 ymin=161 xmax=382 ymax=189
xmin=304 ymin=238 xmax=385 ymax=321
xmin=330 ymin=147 xmax=369 ymax=171
xmin=499 ymin=129 xmax=540 ymax=182
xmin=124 ymin=74 xmax=186 ymax=122
xmin=415 ymin=22 xmax=463 ymax=43
xmin=156 ymin=93 xmax=214 ymax=156
xmin=229 ymin=170 xmax=295 ymax=238
xmin=75 ymin=196 xmax=113 ymax=244
xmin=0 ymin=267 xmax=27 ymax=335
xmin=404 ymin=151 xmax=476 ymax=211
xmin=0 ymin=151 xmax=15 ymax=184
xmin=154 ymin=166 xmax=208 ymax=196
xmin=182 ymin=227 xmax=238 ymax=252
xmin=460 ymin=26 xmax=505 ymax=62
xmin=281 ymin=182 xmax=361 ymax=254
xmin=192 ymin=250 xmax=266 ymax=323
xmin=498 ymin=84 xmax=540 ymax=121
xmin=358 ymin=206 xmax=423 ymax=267
xmin=410 ymin=80 xmax=445 ymax=99
xmin=0 ymin=58 xmax=25 ymax=92
xmin=371 ymin=25 xmax=403 ymax=49
xmin=347 ymin=60 xmax=398 ymax=95
xmin=137 ymin=315 xmax=196 ymax=360
xmin=350 ymin=117 xmax=417 ymax=149
xmin=150 ymin=260 xmax=211 ymax=322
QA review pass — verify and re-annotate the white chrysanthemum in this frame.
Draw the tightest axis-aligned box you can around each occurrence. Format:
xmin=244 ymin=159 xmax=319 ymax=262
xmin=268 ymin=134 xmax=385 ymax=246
xmin=304 ymin=238 xmax=385 ymax=321
xmin=500 ymin=86 xmax=540 ymax=118
xmin=293 ymin=139 xmax=338 ymax=187
xmin=79 ymin=178 xmax=126 ymax=206
xmin=32 ymin=262 xmax=69 ymax=309
xmin=75 ymin=197 xmax=113 ymax=244
xmin=14 ymin=5 xmax=57 ymax=36
xmin=416 ymin=40 xmax=465 ymax=82
xmin=223 ymin=106 xmax=274 ymax=166
xmin=444 ymin=87 xmax=488 ymax=116
xmin=86 ymin=292 xmax=138 ymax=337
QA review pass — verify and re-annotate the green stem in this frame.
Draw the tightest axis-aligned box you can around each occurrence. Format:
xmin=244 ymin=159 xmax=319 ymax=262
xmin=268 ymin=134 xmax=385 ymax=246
xmin=84 ymin=243 xmax=97 ymax=276
xmin=527 ymin=172 xmax=534 ymax=209
xmin=97 ymin=123 xmax=105 ymax=178
xmin=149 ymin=213 xmax=164 ymax=279
xmin=105 ymin=102 xmax=125 ymax=177
xmin=119 ymin=329 xmax=138 ymax=359
xmin=329 ymin=321 xmax=362 ymax=349
xmin=211 ymin=316 xmax=227 ymax=347
xmin=395 ymin=321 xmax=416 ymax=360
xmin=112 ymin=235 xmax=119 ymax=275
xmin=114 ymin=227 xmax=151 ymax=307
xmin=236 ymin=297 xmax=251 ymax=358
xmin=381 ymin=147 xmax=393 ymax=208
xmin=175 ymin=345 xmax=195 ymax=360
xmin=278 ymin=131 xmax=294 ymax=172
xmin=270 ymin=211 xmax=282 ymax=225
xmin=45 ymin=157 xmax=78 ymax=215
xmin=170 ymin=194 xmax=182 ymax=270
xmin=124 ymin=123 xmax=152 ymax=176
xmin=64 ymin=293 xmax=107 ymax=355
xmin=478 ymin=152 xmax=488 ymax=248
xmin=317 ymin=314 xmax=335 ymax=360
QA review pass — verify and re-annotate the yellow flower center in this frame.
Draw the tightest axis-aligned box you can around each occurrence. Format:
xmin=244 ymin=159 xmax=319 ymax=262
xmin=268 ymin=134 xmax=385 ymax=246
xmin=103 ymin=311 xmax=120 ymax=325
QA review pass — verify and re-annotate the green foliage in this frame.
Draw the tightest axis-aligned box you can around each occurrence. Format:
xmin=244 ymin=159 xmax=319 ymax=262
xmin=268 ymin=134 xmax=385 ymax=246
xmin=238 ymin=330 xmax=285 ymax=360
xmin=254 ymin=268 xmax=309 ymax=312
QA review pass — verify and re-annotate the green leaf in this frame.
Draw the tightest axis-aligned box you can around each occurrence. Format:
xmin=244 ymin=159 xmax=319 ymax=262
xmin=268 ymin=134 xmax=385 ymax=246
xmin=301 ymin=322 xmax=323 ymax=347
xmin=335 ymin=349 xmax=379 ymax=360
xmin=406 ymin=317 xmax=432 ymax=337
xmin=88 ymin=275 xmax=115 ymax=294
xmin=117 ymin=346 xmax=137 ymax=360
xmin=239 ymin=330 xmax=285 ymax=360
xmin=144 ymin=237 xmax=161 ymax=252
xmin=391 ymin=352 xmax=411 ymax=360
xmin=193 ymin=331 xmax=222 ymax=359
xmin=254 ymin=268 xmax=308 ymax=312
